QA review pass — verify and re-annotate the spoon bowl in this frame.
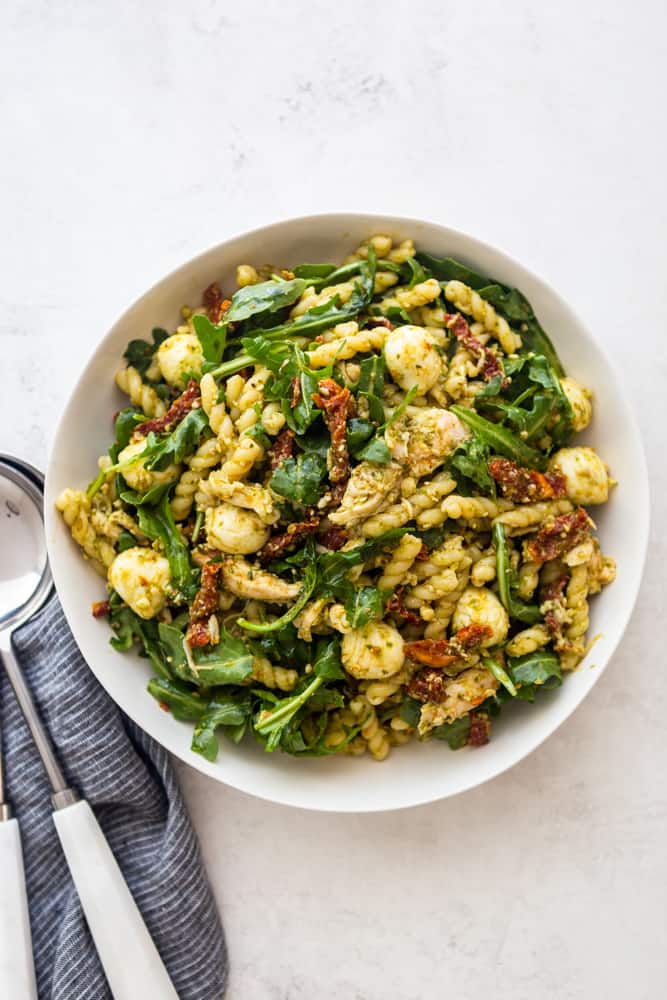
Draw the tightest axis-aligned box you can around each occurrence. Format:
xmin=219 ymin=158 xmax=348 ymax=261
xmin=0 ymin=462 xmax=52 ymax=634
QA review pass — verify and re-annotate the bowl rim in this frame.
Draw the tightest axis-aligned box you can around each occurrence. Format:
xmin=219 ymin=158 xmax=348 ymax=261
xmin=44 ymin=211 xmax=650 ymax=812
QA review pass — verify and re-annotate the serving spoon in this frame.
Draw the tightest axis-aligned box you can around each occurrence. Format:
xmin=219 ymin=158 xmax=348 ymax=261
xmin=0 ymin=457 xmax=178 ymax=999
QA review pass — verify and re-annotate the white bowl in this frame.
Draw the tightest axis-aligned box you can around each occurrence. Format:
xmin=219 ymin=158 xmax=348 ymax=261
xmin=45 ymin=213 xmax=649 ymax=812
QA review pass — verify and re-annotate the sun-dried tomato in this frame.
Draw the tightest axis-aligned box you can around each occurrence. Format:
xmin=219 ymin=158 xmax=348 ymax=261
xmin=91 ymin=600 xmax=110 ymax=618
xmin=385 ymin=587 xmax=422 ymax=625
xmin=407 ymin=667 xmax=448 ymax=703
xmin=405 ymin=624 xmax=491 ymax=668
xmin=311 ymin=378 xmax=356 ymax=483
xmin=468 ymin=711 xmax=491 ymax=747
xmin=318 ymin=526 xmax=348 ymax=550
xmin=267 ymin=428 xmax=295 ymax=470
xmin=489 ymin=458 xmax=567 ymax=503
xmin=135 ymin=379 xmax=201 ymax=436
xmin=202 ymin=282 xmax=230 ymax=323
xmin=186 ymin=562 xmax=225 ymax=647
xmin=259 ymin=518 xmax=320 ymax=563
xmin=525 ymin=507 xmax=592 ymax=565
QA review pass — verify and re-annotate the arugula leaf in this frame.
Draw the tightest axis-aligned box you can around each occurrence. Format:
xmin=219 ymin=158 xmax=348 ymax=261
xmin=108 ymin=593 xmax=170 ymax=679
xmin=399 ymin=696 xmax=422 ymax=728
xmin=346 ymin=417 xmax=375 ymax=455
xmin=142 ymin=408 xmax=209 ymax=471
xmin=188 ymin=629 xmax=254 ymax=685
xmin=241 ymin=249 xmax=378 ymax=343
xmin=344 ymin=585 xmax=387 ymax=628
xmin=252 ymin=623 xmax=311 ymax=673
xmin=449 ymin=435 xmax=496 ymax=494
xmin=123 ymin=328 xmax=169 ymax=376
xmin=244 ymin=338 xmax=326 ymax=434
xmin=402 ymin=255 xmax=431 ymax=287
xmin=507 ymin=650 xmax=562 ymax=700
xmin=109 ymin=408 xmax=145 ymax=462
xmin=191 ymin=695 xmax=253 ymax=761
xmin=432 ymin=715 xmax=471 ymax=749
xmin=312 ymin=637 xmax=345 ymax=680
xmin=147 ymin=676 xmax=209 ymax=721
xmin=357 ymin=352 xmax=386 ymax=423
xmin=356 ymin=437 xmax=391 ymax=463
xmin=137 ymin=494 xmax=197 ymax=601
xmin=293 ymin=263 xmax=336 ymax=281
xmin=116 ymin=530 xmax=137 ymax=553
xmin=254 ymin=674 xmax=324 ymax=741
xmin=118 ymin=481 xmax=172 ymax=507
xmin=192 ymin=313 xmax=228 ymax=365
xmin=225 ymin=276 xmax=307 ymax=324
xmin=417 ymin=525 xmax=447 ymax=551
xmin=416 ymin=252 xmax=489 ymax=289
xmin=156 ymin=621 xmax=194 ymax=682
xmin=493 ymin=523 xmax=542 ymax=624
xmin=450 ymin=405 xmax=545 ymax=469
xmin=482 ymin=653 xmax=517 ymax=697
xmin=270 ymin=453 xmax=327 ymax=507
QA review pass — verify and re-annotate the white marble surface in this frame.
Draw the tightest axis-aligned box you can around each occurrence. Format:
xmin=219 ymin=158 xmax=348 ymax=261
xmin=2 ymin=1 xmax=665 ymax=997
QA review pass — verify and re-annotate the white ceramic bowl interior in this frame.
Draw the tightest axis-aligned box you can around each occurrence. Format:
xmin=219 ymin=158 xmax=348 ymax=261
xmin=45 ymin=214 xmax=649 ymax=812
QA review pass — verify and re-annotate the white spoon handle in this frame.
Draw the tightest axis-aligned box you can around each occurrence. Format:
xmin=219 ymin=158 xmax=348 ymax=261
xmin=0 ymin=818 xmax=38 ymax=999
xmin=52 ymin=800 xmax=178 ymax=1000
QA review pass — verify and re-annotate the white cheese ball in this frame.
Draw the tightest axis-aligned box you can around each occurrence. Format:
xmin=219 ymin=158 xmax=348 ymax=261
xmin=117 ymin=440 xmax=181 ymax=493
xmin=560 ymin=377 xmax=593 ymax=431
xmin=548 ymin=447 xmax=610 ymax=505
xmin=156 ymin=332 xmax=203 ymax=386
xmin=452 ymin=587 xmax=509 ymax=647
xmin=341 ymin=621 xmax=405 ymax=679
xmin=205 ymin=503 xmax=270 ymax=555
xmin=108 ymin=546 xmax=171 ymax=620
xmin=384 ymin=325 xmax=442 ymax=395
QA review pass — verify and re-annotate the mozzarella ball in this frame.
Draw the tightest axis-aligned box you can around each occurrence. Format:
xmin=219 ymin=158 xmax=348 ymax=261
xmin=108 ymin=546 xmax=171 ymax=619
xmin=205 ymin=503 xmax=270 ymax=554
xmin=548 ymin=447 xmax=610 ymax=505
xmin=452 ymin=587 xmax=509 ymax=647
xmin=384 ymin=325 xmax=442 ymax=394
xmin=117 ymin=441 xmax=181 ymax=493
xmin=560 ymin=377 xmax=593 ymax=431
xmin=157 ymin=332 xmax=203 ymax=386
xmin=342 ymin=621 xmax=405 ymax=679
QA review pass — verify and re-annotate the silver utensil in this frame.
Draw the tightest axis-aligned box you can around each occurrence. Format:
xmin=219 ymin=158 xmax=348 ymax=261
xmin=0 ymin=458 xmax=178 ymax=999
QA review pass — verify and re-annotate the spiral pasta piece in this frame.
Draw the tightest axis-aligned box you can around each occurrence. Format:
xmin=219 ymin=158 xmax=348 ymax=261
xmin=115 ymin=366 xmax=166 ymax=418
xmin=505 ymin=625 xmax=551 ymax=657
xmin=349 ymin=695 xmax=391 ymax=761
xmin=359 ymin=472 xmax=457 ymax=537
xmin=377 ymin=533 xmax=423 ymax=591
xmin=494 ymin=499 xmax=573 ymax=532
xmin=200 ymin=373 xmax=235 ymax=446
xmin=559 ymin=565 xmax=590 ymax=670
xmin=444 ymin=280 xmax=522 ymax=354
xmin=56 ymin=488 xmax=116 ymax=575
xmin=170 ymin=437 xmax=222 ymax=521
xmin=251 ymin=656 xmax=298 ymax=691
xmin=423 ymin=564 xmax=471 ymax=638
xmin=307 ymin=326 xmax=387 ymax=369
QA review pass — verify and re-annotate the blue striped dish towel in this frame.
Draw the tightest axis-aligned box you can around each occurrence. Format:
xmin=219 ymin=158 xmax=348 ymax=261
xmin=2 ymin=597 xmax=228 ymax=999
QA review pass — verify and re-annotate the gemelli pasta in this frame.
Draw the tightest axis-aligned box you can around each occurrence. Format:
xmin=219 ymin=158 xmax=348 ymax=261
xmin=57 ymin=234 xmax=616 ymax=761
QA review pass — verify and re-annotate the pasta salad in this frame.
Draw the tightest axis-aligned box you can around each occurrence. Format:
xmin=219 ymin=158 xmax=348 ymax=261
xmin=57 ymin=234 xmax=616 ymax=762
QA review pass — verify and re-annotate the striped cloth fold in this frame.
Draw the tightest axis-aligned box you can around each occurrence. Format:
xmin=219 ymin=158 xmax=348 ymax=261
xmin=2 ymin=597 xmax=228 ymax=999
